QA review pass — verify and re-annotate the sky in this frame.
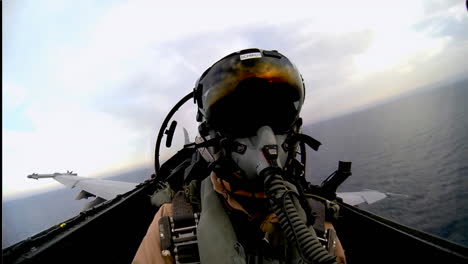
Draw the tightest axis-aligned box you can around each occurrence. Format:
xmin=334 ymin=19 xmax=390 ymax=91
xmin=3 ymin=0 xmax=468 ymax=199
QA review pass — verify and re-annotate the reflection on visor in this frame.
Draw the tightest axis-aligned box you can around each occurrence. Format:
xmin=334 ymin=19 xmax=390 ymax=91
xmin=207 ymin=78 xmax=301 ymax=138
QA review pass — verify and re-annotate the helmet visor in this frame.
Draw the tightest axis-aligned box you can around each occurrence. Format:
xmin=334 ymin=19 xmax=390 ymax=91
xmin=207 ymin=77 xmax=302 ymax=137
xmin=201 ymin=51 xmax=304 ymax=137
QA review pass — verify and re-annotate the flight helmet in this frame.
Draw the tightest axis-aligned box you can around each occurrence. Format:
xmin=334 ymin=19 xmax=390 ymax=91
xmin=194 ymin=48 xmax=305 ymax=139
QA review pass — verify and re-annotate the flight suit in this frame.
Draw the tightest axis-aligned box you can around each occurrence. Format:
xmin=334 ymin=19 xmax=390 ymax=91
xmin=133 ymin=172 xmax=346 ymax=264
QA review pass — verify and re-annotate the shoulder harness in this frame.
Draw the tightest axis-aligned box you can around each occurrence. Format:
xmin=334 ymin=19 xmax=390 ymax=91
xmin=159 ymin=186 xmax=201 ymax=264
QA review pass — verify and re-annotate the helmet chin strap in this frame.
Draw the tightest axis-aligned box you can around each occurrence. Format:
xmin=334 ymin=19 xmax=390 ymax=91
xmin=230 ymin=126 xmax=289 ymax=181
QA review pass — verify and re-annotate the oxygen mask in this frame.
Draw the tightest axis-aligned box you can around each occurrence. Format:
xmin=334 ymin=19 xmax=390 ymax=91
xmin=230 ymin=126 xmax=290 ymax=182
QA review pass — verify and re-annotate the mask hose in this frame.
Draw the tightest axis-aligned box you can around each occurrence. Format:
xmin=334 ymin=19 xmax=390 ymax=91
xmin=263 ymin=170 xmax=338 ymax=264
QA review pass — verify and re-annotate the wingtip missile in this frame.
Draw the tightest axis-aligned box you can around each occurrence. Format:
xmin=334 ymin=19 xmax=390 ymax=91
xmin=27 ymin=171 xmax=77 ymax=180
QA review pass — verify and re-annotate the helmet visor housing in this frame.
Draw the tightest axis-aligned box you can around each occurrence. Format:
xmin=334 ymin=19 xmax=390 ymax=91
xmin=198 ymin=50 xmax=304 ymax=138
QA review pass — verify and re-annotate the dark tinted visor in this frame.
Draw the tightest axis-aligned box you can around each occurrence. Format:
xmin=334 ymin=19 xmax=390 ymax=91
xmin=200 ymin=50 xmax=304 ymax=138
xmin=207 ymin=78 xmax=301 ymax=137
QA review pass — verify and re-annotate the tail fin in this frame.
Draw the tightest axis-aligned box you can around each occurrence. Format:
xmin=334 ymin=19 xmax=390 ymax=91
xmin=183 ymin=128 xmax=190 ymax=145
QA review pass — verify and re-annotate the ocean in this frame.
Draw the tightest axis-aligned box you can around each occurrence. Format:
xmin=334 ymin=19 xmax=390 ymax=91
xmin=2 ymin=79 xmax=468 ymax=249
xmin=303 ymin=79 xmax=468 ymax=246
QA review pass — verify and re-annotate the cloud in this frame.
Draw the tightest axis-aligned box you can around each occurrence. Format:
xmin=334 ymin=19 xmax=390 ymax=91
xmin=422 ymin=0 xmax=461 ymax=15
xmin=414 ymin=14 xmax=468 ymax=41
xmin=291 ymin=30 xmax=374 ymax=91
xmin=76 ymin=16 xmax=465 ymax=131
xmin=3 ymin=83 xmax=27 ymax=109
xmin=301 ymin=35 xmax=468 ymax=123
xmin=2 ymin=102 xmax=150 ymax=197
xmin=93 ymin=24 xmax=376 ymax=128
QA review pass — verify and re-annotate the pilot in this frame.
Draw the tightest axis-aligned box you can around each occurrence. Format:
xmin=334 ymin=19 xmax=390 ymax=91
xmin=133 ymin=49 xmax=346 ymax=264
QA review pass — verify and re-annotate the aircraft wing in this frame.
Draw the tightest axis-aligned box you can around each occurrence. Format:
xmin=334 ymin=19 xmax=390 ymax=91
xmin=28 ymin=173 xmax=137 ymax=201
xmin=337 ymin=190 xmax=387 ymax=206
